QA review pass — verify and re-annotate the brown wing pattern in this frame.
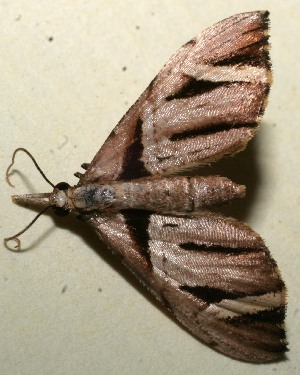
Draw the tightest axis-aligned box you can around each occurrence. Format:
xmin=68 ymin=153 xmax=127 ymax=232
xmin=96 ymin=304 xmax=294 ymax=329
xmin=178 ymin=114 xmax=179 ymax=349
xmin=85 ymin=211 xmax=286 ymax=362
xmin=79 ymin=11 xmax=271 ymax=184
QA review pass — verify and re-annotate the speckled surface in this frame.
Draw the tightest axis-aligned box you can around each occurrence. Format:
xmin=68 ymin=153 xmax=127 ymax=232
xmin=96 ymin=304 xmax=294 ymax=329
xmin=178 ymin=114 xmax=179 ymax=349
xmin=1 ymin=1 xmax=299 ymax=374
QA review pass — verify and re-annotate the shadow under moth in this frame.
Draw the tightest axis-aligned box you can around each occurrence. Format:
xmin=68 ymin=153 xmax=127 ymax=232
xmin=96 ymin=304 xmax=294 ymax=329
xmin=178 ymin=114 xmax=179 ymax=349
xmin=5 ymin=11 xmax=287 ymax=362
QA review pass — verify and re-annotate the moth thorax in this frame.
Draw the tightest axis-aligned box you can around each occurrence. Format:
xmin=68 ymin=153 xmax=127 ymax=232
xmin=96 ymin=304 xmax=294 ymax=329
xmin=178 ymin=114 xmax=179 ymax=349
xmin=71 ymin=185 xmax=115 ymax=210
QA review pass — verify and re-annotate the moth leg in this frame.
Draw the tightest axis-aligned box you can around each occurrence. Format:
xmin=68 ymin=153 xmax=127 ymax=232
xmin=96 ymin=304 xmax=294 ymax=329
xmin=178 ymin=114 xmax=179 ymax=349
xmin=81 ymin=163 xmax=90 ymax=170
xmin=74 ymin=163 xmax=90 ymax=178
xmin=74 ymin=172 xmax=83 ymax=178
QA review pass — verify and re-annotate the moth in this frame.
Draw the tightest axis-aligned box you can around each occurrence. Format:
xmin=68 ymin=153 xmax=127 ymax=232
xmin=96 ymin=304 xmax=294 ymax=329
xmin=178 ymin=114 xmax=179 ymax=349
xmin=6 ymin=11 xmax=287 ymax=362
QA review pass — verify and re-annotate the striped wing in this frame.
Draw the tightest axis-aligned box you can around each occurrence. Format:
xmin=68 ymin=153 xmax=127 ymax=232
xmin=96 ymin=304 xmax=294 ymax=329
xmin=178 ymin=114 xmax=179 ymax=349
xmin=79 ymin=11 xmax=271 ymax=184
xmin=85 ymin=211 xmax=287 ymax=362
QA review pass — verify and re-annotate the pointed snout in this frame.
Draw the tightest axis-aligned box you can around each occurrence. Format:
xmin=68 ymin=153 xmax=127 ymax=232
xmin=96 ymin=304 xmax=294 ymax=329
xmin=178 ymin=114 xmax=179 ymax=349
xmin=12 ymin=193 xmax=51 ymax=207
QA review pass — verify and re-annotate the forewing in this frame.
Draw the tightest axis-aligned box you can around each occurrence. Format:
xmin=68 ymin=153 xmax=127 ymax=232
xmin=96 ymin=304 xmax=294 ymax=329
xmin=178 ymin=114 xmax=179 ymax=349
xmin=84 ymin=211 xmax=287 ymax=362
xmin=80 ymin=11 xmax=271 ymax=184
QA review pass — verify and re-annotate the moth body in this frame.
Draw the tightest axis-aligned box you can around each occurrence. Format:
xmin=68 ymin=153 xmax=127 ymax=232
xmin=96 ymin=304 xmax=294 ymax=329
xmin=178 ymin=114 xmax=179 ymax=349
xmin=13 ymin=176 xmax=245 ymax=214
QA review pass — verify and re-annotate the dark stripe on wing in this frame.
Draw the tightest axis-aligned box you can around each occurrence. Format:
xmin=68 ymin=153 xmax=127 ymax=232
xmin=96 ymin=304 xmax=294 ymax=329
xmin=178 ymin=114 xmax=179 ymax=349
xmin=214 ymin=38 xmax=271 ymax=69
xmin=122 ymin=209 xmax=152 ymax=268
xmin=170 ymin=122 xmax=256 ymax=141
xmin=224 ymin=306 xmax=287 ymax=355
xmin=162 ymin=223 xmax=179 ymax=228
xmin=180 ymin=285 xmax=268 ymax=304
xmin=165 ymin=78 xmax=232 ymax=101
xmin=118 ymin=118 xmax=151 ymax=180
xmin=179 ymin=242 xmax=261 ymax=255
xmin=227 ymin=306 xmax=286 ymax=326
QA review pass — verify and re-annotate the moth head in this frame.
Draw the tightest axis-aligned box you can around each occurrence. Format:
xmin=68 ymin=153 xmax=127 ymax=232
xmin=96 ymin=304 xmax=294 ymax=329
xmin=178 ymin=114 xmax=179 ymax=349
xmin=4 ymin=148 xmax=73 ymax=250
xmin=50 ymin=182 xmax=71 ymax=217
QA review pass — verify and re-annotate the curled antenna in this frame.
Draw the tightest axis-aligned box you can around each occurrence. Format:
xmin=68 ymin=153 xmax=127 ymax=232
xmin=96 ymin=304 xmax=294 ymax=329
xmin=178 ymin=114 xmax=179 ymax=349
xmin=4 ymin=206 xmax=51 ymax=251
xmin=5 ymin=148 xmax=54 ymax=250
xmin=6 ymin=148 xmax=54 ymax=188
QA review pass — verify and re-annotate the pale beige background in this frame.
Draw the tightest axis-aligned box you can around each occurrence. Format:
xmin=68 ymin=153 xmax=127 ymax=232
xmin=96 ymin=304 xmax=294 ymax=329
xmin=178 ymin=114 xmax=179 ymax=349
xmin=1 ymin=1 xmax=299 ymax=374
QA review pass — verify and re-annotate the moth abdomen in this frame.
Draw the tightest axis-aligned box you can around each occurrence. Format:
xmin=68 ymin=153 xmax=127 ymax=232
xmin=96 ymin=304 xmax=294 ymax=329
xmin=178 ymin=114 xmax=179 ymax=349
xmin=109 ymin=176 xmax=245 ymax=213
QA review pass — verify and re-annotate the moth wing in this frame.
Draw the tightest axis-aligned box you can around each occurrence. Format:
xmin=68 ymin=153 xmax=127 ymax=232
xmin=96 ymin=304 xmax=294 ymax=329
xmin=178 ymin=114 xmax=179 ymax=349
xmin=85 ymin=211 xmax=287 ymax=362
xmin=79 ymin=11 xmax=271 ymax=184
